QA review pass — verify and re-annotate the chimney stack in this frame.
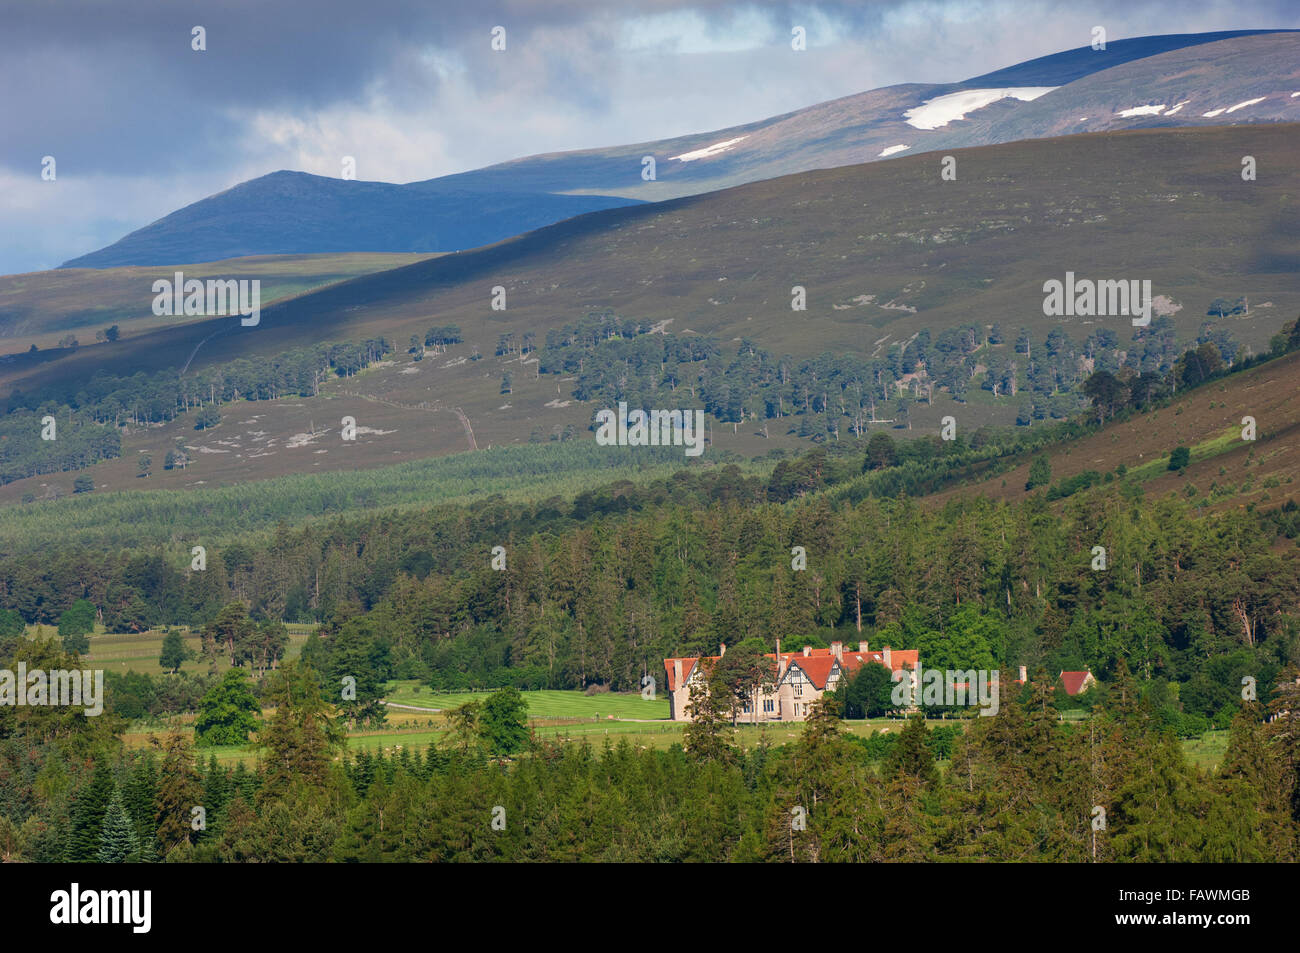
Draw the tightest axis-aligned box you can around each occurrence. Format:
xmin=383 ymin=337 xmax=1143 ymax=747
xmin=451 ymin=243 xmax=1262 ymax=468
xmin=883 ymin=645 xmax=893 ymax=669
xmin=802 ymin=645 xmax=812 ymax=657
xmin=830 ymin=641 xmax=843 ymax=662
xmin=859 ymin=641 xmax=869 ymax=653
xmin=775 ymin=638 xmax=781 ymax=657
xmin=1019 ymin=665 xmax=1027 ymax=683
xmin=674 ymin=659 xmax=682 ymax=686
xmin=719 ymin=643 xmax=726 ymax=658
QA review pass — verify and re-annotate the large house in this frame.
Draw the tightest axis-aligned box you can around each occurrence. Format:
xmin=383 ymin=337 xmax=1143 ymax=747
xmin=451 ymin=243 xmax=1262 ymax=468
xmin=663 ymin=640 xmax=920 ymax=723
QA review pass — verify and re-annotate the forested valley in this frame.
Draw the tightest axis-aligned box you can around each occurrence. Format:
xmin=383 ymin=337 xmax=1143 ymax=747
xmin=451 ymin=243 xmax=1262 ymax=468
xmin=2 ymin=324 xmax=1299 ymax=864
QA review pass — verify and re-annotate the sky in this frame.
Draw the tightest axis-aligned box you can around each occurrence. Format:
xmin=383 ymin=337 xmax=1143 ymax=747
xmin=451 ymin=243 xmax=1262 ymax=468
xmin=2 ymin=0 xmax=1297 ymax=275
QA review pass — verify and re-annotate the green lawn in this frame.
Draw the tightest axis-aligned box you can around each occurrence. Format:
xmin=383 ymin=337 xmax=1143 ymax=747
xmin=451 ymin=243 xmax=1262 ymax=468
xmin=383 ymin=683 xmax=671 ymax=720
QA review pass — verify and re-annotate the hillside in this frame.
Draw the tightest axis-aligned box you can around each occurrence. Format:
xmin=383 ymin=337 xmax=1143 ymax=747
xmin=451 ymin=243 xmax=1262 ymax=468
xmin=1 ymin=123 xmax=1296 ymax=505
xmin=12 ymin=123 xmax=1299 ymax=389
xmin=0 ymin=252 xmax=435 ymax=353
xmin=931 ymin=348 xmax=1300 ymax=511
xmin=58 ymin=30 xmax=1300 ymax=269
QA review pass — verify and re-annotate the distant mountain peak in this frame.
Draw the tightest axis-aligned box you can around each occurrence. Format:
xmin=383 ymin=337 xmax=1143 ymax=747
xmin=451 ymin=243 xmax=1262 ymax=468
xmin=61 ymin=29 xmax=1300 ymax=269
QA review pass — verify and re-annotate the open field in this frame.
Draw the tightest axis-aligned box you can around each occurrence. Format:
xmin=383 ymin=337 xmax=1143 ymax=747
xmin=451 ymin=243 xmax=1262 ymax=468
xmin=122 ymin=715 xmax=944 ymax=765
xmin=0 ymin=252 xmax=437 ymax=353
xmin=383 ymin=682 xmax=671 ymax=720
xmin=38 ymin=624 xmax=314 ymax=676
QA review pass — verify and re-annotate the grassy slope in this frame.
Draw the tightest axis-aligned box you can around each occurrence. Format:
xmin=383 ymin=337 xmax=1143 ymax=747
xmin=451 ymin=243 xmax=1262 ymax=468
xmin=0 ymin=252 xmax=436 ymax=353
xmin=927 ymin=349 xmax=1300 ymax=511
xmin=55 ymin=34 xmax=1300 ymax=266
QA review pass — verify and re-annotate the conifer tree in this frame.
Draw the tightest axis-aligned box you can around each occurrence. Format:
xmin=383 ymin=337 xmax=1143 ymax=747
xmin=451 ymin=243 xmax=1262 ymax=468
xmin=885 ymin=714 xmax=938 ymax=787
xmin=154 ymin=733 xmax=203 ymax=858
xmin=259 ymin=661 xmax=344 ymax=795
xmin=124 ymin=752 xmax=159 ymax=860
xmin=66 ymin=755 xmax=114 ymax=862
xmin=681 ymin=660 xmax=736 ymax=765
xmin=96 ymin=787 xmax=141 ymax=863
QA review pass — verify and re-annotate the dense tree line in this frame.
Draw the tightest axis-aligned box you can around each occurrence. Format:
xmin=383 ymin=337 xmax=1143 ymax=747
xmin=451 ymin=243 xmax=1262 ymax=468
xmin=2 ymin=645 xmax=1297 ymax=862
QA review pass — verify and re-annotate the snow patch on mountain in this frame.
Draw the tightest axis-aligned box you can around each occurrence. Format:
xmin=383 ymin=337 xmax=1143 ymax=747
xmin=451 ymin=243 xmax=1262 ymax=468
xmin=903 ymin=87 xmax=1058 ymax=129
xmin=1204 ymin=97 xmax=1268 ymax=118
xmin=1116 ymin=103 xmax=1166 ymax=117
xmin=1225 ymin=96 xmax=1267 ymax=113
xmin=878 ymin=144 xmax=911 ymax=157
xmin=671 ymin=136 xmax=748 ymax=162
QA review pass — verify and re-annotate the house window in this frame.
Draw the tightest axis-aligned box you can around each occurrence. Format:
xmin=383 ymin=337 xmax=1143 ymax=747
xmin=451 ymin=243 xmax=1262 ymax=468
xmin=794 ymin=683 xmax=803 ymax=697
xmin=763 ymin=699 xmax=774 ymax=713
xmin=743 ymin=700 xmax=752 ymax=713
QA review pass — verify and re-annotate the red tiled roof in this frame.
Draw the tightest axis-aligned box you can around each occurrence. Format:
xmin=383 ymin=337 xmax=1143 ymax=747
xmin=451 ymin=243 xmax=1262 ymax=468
xmin=785 ymin=655 xmax=838 ymax=689
xmin=837 ymin=648 xmax=918 ymax=674
xmin=1060 ymin=671 xmax=1094 ymax=696
xmin=666 ymin=644 xmax=919 ymax=692
xmin=663 ymin=657 xmax=699 ymax=691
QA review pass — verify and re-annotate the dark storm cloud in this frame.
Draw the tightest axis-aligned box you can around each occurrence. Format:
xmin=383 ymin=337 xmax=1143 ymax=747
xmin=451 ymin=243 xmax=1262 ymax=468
xmin=3 ymin=0 xmax=1295 ymax=172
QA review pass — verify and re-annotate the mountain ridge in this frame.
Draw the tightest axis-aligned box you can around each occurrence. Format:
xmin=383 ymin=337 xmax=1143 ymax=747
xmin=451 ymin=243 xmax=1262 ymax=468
xmin=61 ymin=30 xmax=1300 ymax=269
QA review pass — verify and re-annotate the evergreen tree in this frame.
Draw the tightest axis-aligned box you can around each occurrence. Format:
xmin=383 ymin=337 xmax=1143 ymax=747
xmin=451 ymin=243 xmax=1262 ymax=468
xmin=202 ymin=754 xmax=231 ymax=830
xmin=124 ymin=752 xmax=159 ymax=859
xmin=682 ymin=660 xmax=736 ymax=765
xmin=66 ymin=755 xmax=114 ymax=862
xmin=260 ymin=661 xmax=344 ymax=795
xmin=885 ymin=714 xmax=938 ymax=787
xmin=154 ymin=733 xmax=202 ymax=858
xmin=96 ymin=787 xmax=141 ymax=863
